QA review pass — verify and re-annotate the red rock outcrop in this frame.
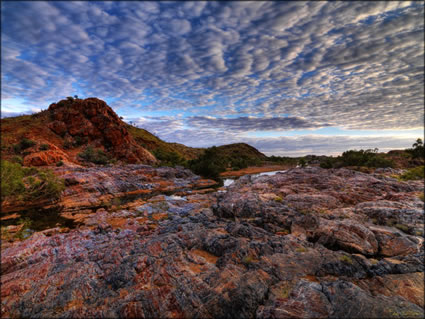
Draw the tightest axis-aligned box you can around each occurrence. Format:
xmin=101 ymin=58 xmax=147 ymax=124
xmin=1 ymin=167 xmax=423 ymax=318
xmin=23 ymin=149 xmax=69 ymax=166
xmin=47 ymin=97 xmax=156 ymax=164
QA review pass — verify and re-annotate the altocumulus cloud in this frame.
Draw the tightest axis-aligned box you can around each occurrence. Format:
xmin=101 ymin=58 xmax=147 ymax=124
xmin=1 ymin=1 xmax=424 ymax=155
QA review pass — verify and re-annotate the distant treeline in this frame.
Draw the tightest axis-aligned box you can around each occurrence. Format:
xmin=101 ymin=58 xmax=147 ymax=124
xmin=319 ymin=138 xmax=424 ymax=169
xmin=152 ymin=138 xmax=424 ymax=180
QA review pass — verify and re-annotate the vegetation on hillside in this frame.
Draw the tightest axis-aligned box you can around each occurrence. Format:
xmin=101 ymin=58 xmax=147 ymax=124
xmin=187 ymin=144 xmax=266 ymax=179
xmin=267 ymin=155 xmax=299 ymax=166
xmin=152 ymin=148 xmax=187 ymax=168
xmin=319 ymin=148 xmax=394 ymax=169
xmin=188 ymin=146 xmax=226 ymax=180
xmin=13 ymin=138 xmax=36 ymax=154
xmin=126 ymin=124 xmax=203 ymax=162
xmin=1 ymin=160 xmax=64 ymax=203
xmin=399 ymin=166 xmax=424 ymax=181
xmin=78 ymin=146 xmax=110 ymax=165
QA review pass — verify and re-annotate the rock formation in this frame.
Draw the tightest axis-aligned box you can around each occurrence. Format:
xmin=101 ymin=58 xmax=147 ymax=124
xmin=1 ymin=167 xmax=423 ymax=318
xmin=47 ymin=97 xmax=156 ymax=164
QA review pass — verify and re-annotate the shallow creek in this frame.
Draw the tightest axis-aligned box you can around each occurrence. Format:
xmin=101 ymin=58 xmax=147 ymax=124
xmin=222 ymin=169 xmax=287 ymax=187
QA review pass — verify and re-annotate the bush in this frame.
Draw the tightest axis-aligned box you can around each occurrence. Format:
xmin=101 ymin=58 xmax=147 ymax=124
xmin=39 ymin=144 xmax=49 ymax=151
xmin=188 ymin=146 xmax=226 ymax=180
xmin=1 ymin=160 xmax=64 ymax=202
xmin=340 ymin=149 xmax=374 ymax=166
xmin=56 ymin=160 xmax=64 ymax=167
xmin=63 ymin=140 xmax=73 ymax=149
xmin=11 ymin=155 xmax=23 ymax=165
xmin=406 ymin=138 xmax=424 ymax=159
xmin=153 ymin=149 xmax=186 ymax=167
xmin=399 ymin=166 xmax=424 ymax=181
xmin=13 ymin=138 xmax=36 ymax=153
xmin=78 ymin=146 xmax=109 ymax=165
xmin=73 ymin=135 xmax=88 ymax=147
xmin=1 ymin=160 xmax=25 ymax=201
xmin=331 ymin=149 xmax=394 ymax=168
xmin=320 ymin=158 xmax=334 ymax=169
xmin=365 ymin=155 xmax=394 ymax=168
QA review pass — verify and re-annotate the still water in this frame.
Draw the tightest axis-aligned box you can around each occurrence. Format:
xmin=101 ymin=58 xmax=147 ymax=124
xmin=223 ymin=170 xmax=287 ymax=187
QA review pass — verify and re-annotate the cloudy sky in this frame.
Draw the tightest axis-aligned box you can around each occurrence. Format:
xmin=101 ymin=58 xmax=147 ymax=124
xmin=1 ymin=1 xmax=424 ymax=156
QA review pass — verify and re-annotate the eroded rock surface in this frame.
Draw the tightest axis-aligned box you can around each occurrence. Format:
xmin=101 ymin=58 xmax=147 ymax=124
xmin=47 ymin=98 xmax=156 ymax=164
xmin=1 ymin=167 xmax=424 ymax=318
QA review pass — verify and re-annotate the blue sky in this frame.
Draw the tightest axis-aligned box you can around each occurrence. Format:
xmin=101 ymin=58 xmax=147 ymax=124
xmin=1 ymin=1 xmax=424 ymax=156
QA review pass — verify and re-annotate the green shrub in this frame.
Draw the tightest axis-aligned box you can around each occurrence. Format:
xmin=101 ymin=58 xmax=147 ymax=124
xmin=153 ymin=149 xmax=186 ymax=167
xmin=320 ymin=158 xmax=334 ymax=169
xmin=78 ymin=146 xmax=109 ymax=165
xmin=63 ymin=140 xmax=73 ymax=149
xmin=1 ymin=160 xmax=25 ymax=200
xmin=11 ymin=155 xmax=23 ymax=165
xmin=13 ymin=138 xmax=36 ymax=153
xmin=365 ymin=155 xmax=394 ymax=168
xmin=399 ymin=166 xmax=424 ymax=181
xmin=188 ymin=146 xmax=226 ymax=180
xmin=39 ymin=144 xmax=49 ymax=151
xmin=321 ymin=149 xmax=395 ymax=168
xmin=1 ymin=160 xmax=64 ymax=202
xmin=73 ymin=135 xmax=88 ymax=147
xmin=56 ymin=160 xmax=64 ymax=167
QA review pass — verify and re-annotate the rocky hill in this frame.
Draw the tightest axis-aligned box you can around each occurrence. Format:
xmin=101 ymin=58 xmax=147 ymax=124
xmin=1 ymin=98 xmax=267 ymax=167
xmin=1 ymin=98 xmax=158 ymax=166
xmin=1 ymin=98 xmax=205 ymax=167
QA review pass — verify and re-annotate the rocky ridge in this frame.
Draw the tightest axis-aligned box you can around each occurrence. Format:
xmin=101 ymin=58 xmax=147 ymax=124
xmin=47 ymin=98 xmax=156 ymax=165
xmin=1 ymin=167 xmax=424 ymax=318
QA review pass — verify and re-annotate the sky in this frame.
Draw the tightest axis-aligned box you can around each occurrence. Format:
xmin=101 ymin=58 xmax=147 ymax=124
xmin=1 ymin=1 xmax=424 ymax=156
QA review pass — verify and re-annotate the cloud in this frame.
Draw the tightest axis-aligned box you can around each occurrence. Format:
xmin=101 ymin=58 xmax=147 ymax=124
xmin=1 ymin=1 xmax=423 ymax=154
xmin=187 ymin=116 xmax=332 ymax=131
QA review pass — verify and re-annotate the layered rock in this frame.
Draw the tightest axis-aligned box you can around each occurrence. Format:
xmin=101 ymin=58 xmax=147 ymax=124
xmin=54 ymin=164 xmax=215 ymax=214
xmin=23 ymin=149 xmax=69 ymax=166
xmin=1 ymin=167 xmax=424 ymax=318
xmin=47 ymin=98 xmax=156 ymax=164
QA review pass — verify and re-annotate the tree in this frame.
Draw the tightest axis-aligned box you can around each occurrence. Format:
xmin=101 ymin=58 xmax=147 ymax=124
xmin=411 ymin=138 xmax=424 ymax=159
xmin=413 ymin=138 xmax=423 ymax=148
xmin=188 ymin=146 xmax=226 ymax=180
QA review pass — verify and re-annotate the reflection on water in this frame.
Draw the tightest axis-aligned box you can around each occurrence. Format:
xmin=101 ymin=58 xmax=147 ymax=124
xmin=223 ymin=179 xmax=235 ymax=187
xmin=223 ymin=170 xmax=287 ymax=188
xmin=252 ymin=170 xmax=287 ymax=177
xmin=1 ymin=205 xmax=81 ymax=239
xmin=165 ymin=195 xmax=187 ymax=201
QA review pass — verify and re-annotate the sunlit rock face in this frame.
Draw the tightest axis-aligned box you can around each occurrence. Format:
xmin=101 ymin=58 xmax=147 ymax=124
xmin=1 ymin=167 xmax=423 ymax=318
xmin=47 ymin=97 xmax=156 ymax=165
